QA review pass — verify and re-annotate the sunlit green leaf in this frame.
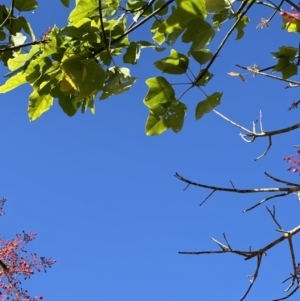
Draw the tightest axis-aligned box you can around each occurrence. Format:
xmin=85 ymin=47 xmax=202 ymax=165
xmin=28 ymin=85 xmax=54 ymax=121
xmin=145 ymin=100 xmax=186 ymax=135
xmin=182 ymin=18 xmax=215 ymax=51
xmin=11 ymin=32 xmax=26 ymax=46
xmin=144 ymin=76 xmax=175 ymax=108
xmin=195 ymin=92 xmax=222 ymax=120
xmin=153 ymin=0 xmax=207 ymax=45
xmin=7 ymin=45 xmax=41 ymax=71
xmin=69 ymin=0 xmax=98 ymax=24
xmin=0 ymin=72 xmax=27 ymax=93
xmin=154 ymin=49 xmax=189 ymax=74
xmin=235 ymin=15 xmax=249 ymax=40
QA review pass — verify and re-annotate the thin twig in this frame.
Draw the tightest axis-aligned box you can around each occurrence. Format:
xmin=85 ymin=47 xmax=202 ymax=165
xmin=240 ymin=255 xmax=262 ymax=301
xmin=199 ymin=190 xmax=215 ymax=206
xmin=266 ymin=205 xmax=283 ymax=230
xmin=264 ymin=172 xmax=299 ymax=186
xmin=243 ymin=192 xmax=290 ymax=212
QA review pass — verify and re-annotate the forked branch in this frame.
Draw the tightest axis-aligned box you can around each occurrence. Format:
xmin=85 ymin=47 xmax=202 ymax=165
xmin=213 ymin=110 xmax=300 ymax=160
xmin=179 ymin=211 xmax=300 ymax=301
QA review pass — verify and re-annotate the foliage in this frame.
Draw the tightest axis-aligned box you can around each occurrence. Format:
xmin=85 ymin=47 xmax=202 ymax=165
xmin=0 ymin=198 xmax=55 ymax=301
xmin=0 ymin=0 xmax=298 ymax=134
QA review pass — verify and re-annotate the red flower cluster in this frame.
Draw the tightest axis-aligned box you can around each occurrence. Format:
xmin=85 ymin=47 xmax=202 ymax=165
xmin=283 ymin=150 xmax=300 ymax=173
xmin=0 ymin=198 xmax=55 ymax=301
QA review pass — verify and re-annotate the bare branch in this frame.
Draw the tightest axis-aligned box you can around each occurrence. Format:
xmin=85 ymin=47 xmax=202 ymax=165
xmin=254 ymin=136 xmax=272 ymax=161
xmin=213 ymin=109 xmax=300 ymax=160
xmin=240 ymin=255 xmax=262 ymax=301
xmin=266 ymin=205 xmax=283 ymax=230
xmin=273 ymin=285 xmax=300 ymax=301
xmin=199 ymin=190 xmax=216 ymax=206
xmin=243 ymin=192 xmax=290 ymax=212
xmin=174 ymin=173 xmax=300 ymax=194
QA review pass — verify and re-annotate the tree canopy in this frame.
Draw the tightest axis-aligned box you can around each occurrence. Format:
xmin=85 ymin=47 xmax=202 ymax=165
xmin=0 ymin=0 xmax=298 ymax=135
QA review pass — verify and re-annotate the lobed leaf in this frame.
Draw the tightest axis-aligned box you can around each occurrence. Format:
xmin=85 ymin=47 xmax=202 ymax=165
xmin=195 ymin=92 xmax=222 ymax=120
xmin=154 ymin=49 xmax=189 ymax=74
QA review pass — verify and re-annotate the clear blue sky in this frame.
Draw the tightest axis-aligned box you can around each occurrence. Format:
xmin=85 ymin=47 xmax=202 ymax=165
xmin=0 ymin=1 xmax=300 ymax=300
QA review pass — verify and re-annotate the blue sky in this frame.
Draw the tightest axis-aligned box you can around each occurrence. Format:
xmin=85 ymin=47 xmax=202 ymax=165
xmin=0 ymin=1 xmax=300 ymax=300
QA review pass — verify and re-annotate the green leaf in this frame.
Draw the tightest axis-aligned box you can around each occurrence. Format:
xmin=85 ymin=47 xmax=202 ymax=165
xmin=60 ymin=0 xmax=70 ymax=7
xmin=154 ymin=0 xmax=169 ymax=16
xmin=182 ymin=18 xmax=215 ymax=51
xmin=145 ymin=101 xmax=187 ymax=135
xmin=206 ymin=0 xmax=234 ymax=13
xmin=271 ymin=46 xmax=298 ymax=61
xmin=61 ymin=18 xmax=100 ymax=43
xmin=154 ymin=49 xmax=189 ymax=74
xmin=14 ymin=0 xmax=38 ymax=11
xmin=101 ymin=0 xmax=120 ymax=17
xmin=195 ymin=92 xmax=222 ymax=120
xmin=0 ymin=72 xmax=27 ymax=93
xmin=143 ymin=77 xmax=187 ymax=135
xmin=69 ymin=0 xmax=98 ymax=24
xmin=100 ymin=67 xmax=136 ymax=100
xmin=137 ymin=40 xmax=165 ymax=52
xmin=235 ymin=15 xmax=249 ymax=40
xmin=7 ymin=45 xmax=41 ymax=71
xmin=123 ymin=42 xmax=140 ymax=64
xmin=28 ymin=85 xmax=54 ymax=121
xmin=191 ymin=49 xmax=213 ymax=65
xmin=153 ymin=0 xmax=207 ymax=45
xmin=271 ymin=46 xmax=298 ymax=79
xmin=11 ymin=32 xmax=26 ymax=46
xmin=272 ymin=58 xmax=297 ymax=79
xmin=0 ymin=30 xmax=5 ymax=41
xmin=144 ymin=76 xmax=175 ymax=108
xmin=212 ymin=9 xmax=229 ymax=30
xmin=58 ymin=96 xmax=81 ymax=116
xmin=17 ymin=16 xmax=35 ymax=40
xmin=195 ymin=70 xmax=213 ymax=86
xmin=61 ymin=57 xmax=105 ymax=101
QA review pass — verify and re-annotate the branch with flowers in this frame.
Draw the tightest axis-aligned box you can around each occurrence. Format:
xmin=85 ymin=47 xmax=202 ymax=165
xmin=0 ymin=198 xmax=55 ymax=301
